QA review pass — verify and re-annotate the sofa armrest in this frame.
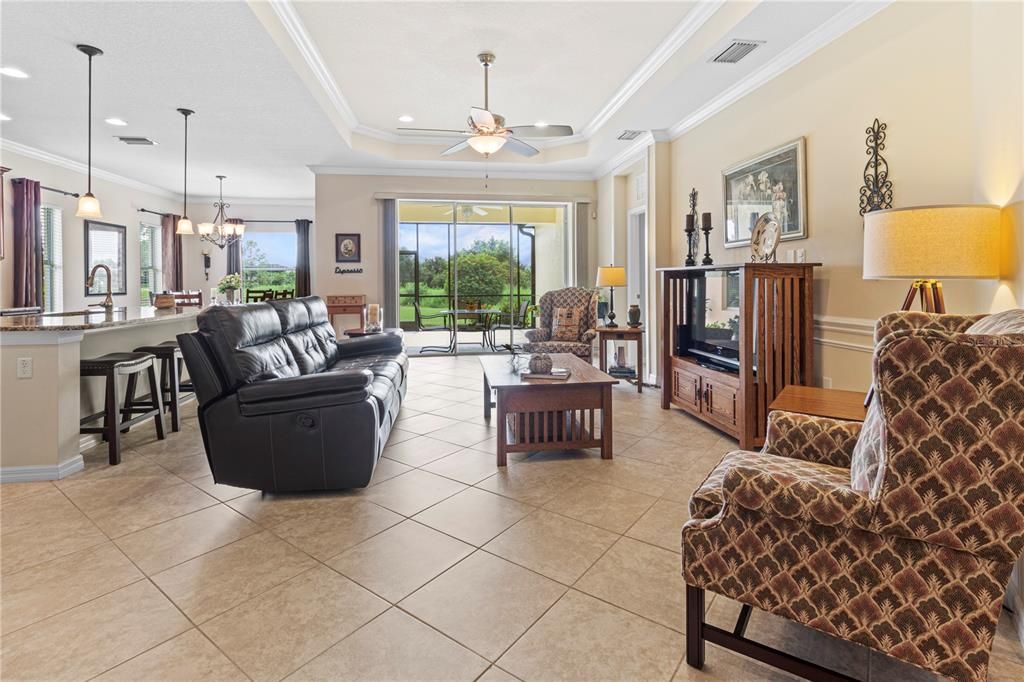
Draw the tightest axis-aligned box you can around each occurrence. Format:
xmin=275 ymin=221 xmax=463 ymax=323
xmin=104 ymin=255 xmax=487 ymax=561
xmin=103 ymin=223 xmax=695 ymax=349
xmin=580 ymin=328 xmax=597 ymax=344
xmin=873 ymin=311 xmax=984 ymax=345
xmin=723 ymin=463 xmax=874 ymax=530
xmin=335 ymin=330 xmax=404 ymax=358
xmin=237 ymin=370 xmax=372 ymax=403
xmin=524 ymin=328 xmax=550 ymax=343
xmin=763 ymin=411 xmax=863 ymax=468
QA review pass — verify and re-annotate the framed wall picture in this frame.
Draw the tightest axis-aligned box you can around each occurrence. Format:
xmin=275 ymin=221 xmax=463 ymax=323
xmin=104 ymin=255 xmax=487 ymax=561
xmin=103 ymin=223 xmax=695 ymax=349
xmin=335 ymin=233 xmax=361 ymax=263
xmin=723 ymin=138 xmax=806 ymax=248
xmin=84 ymin=220 xmax=127 ymax=296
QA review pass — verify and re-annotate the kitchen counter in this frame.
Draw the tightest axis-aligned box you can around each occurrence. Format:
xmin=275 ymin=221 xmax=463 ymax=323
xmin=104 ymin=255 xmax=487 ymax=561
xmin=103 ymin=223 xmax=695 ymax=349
xmin=0 ymin=306 xmax=201 ymax=332
xmin=1 ymin=306 xmax=201 ymax=481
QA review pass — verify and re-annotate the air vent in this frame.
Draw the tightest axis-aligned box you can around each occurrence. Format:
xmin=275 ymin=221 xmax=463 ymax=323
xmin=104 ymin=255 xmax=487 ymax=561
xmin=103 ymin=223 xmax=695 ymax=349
xmin=617 ymin=130 xmax=644 ymax=141
xmin=711 ymin=40 xmax=763 ymax=64
xmin=116 ymin=136 xmax=157 ymax=146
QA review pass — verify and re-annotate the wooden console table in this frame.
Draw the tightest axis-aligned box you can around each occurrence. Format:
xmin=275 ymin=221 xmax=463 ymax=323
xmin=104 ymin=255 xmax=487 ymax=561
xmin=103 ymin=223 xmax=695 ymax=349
xmin=768 ymin=385 xmax=868 ymax=422
xmin=596 ymin=326 xmax=643 ymax=393
xmin=326 ymin=295 xmax=366 ymax=331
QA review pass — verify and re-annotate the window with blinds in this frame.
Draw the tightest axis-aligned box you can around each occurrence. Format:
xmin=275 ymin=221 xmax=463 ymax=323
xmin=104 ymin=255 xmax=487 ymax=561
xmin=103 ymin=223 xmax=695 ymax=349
xmin=139 ymin=223 xmax=163 ymax=304
xmin=85 ymin=221 xmax=126 ymax=296
xmin=40 ymin=205 xmax=63 ymax=312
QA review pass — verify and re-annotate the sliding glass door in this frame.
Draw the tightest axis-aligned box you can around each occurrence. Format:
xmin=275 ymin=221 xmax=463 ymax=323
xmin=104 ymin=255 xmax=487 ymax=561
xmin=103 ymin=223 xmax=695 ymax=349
xmin=397 ymin=200 xmax=568 ymax=353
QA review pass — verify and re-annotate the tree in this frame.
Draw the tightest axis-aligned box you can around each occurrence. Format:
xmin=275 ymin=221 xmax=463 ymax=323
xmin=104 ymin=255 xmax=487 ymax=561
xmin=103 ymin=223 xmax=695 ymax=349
xmin=243 ymin=240 xmax=269 ymax=268
xmin=456 ymin=252 xmax=505 ymax=303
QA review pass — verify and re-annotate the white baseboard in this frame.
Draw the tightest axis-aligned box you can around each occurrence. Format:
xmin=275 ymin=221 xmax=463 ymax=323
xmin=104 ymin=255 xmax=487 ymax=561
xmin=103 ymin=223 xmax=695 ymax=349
xmin=0 ymin=455 xmax=85 ymax=482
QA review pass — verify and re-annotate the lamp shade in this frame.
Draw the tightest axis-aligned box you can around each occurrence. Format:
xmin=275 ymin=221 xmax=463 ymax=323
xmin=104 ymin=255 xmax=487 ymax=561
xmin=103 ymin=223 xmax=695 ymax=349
xmin=467 ymin=134 xmax=506 ymax=155
xmin=595 ymin=265 xmax=627 ymax=287
xmin=75 ymin=192 xmax=102 ymax=219
xmin=863 ymin=204 xmax=1000 ymax=280
xmin=176 ymin=217 xmax=194 ymax=235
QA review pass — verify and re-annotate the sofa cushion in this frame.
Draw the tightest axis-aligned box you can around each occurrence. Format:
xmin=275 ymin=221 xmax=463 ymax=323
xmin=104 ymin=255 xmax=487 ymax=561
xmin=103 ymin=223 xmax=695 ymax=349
xmin=966 ymin=308 xmax=1024 ymax=335
xmin=690 ymin=449 xmax=853 ymax=520
xmin=552 ymin=306 xmax=583 ymax=341
xmin=850 ymin=400 xmax=885 ymax=495
xmin=269 ymin=297 xmax=339 ymax=373
xmin=197 ymin=303 xmax=300 ymax=389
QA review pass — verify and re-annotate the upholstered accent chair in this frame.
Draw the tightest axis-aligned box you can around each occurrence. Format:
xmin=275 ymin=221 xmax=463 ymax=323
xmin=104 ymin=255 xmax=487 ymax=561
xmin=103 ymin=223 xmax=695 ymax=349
xmin=682 ymin=310 xmax=1024 ymax=682
xmin=522 ymin=287 xmax=599 ymax=361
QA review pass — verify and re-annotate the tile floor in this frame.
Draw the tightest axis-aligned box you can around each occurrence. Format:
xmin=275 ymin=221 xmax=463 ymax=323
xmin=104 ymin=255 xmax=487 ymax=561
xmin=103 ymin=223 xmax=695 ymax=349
xmin=2 ymin=354 xmax=1023 ymax=681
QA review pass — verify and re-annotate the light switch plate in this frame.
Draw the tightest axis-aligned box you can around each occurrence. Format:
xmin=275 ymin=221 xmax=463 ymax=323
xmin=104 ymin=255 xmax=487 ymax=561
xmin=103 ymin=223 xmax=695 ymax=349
xmin=16 ymin=357 xmax=33 ymax=379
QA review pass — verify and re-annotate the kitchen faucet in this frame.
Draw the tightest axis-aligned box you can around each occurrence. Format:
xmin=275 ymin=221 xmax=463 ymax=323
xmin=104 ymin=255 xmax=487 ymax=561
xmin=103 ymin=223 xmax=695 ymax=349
xmin=86 ymin=264 xmax=114 ymax=309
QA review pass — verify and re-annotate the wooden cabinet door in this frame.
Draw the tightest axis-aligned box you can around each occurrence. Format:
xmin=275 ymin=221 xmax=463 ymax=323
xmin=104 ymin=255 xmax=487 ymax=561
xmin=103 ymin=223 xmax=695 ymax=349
xmin=671 ymin=365 xmax=702 ymax=416
xmin=703 ymin=379 xmax=739 ymax=433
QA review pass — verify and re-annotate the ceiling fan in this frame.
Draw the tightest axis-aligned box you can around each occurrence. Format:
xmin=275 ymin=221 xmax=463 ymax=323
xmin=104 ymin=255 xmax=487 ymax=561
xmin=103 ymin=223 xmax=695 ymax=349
xmin=398 ymin=52 xmax=574 ymax=158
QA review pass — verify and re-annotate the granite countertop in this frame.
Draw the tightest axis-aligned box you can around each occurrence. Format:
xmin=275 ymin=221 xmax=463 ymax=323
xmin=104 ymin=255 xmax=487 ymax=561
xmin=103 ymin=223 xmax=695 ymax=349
xmin=0 ymin=306 xmax=201 ymax=332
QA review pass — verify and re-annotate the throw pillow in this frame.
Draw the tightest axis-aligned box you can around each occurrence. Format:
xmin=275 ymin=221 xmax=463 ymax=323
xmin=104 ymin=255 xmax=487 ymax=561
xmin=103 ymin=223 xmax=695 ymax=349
xmin=850 ymin=400 xmax=885 ymax=497
xmin=966 ymin=308 xmax=1024 ymax=335
xmin=552 ymin=306 xmax=583 ymax=341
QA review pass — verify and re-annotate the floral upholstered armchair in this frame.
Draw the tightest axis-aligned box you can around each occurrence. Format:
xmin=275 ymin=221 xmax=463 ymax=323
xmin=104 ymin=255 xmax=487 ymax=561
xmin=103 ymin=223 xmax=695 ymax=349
xmin=682 ymin=309 xmax=1024 ymax=682
xmin=522 ymin=287 xmax=599 ymax=361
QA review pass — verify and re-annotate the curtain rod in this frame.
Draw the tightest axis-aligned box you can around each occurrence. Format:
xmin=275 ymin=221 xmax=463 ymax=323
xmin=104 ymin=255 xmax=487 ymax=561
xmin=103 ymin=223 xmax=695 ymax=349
xmin=138 ymin=208 xmax=167 ymax=217
xmin=11 ymin=179 xmax=81 ymax=198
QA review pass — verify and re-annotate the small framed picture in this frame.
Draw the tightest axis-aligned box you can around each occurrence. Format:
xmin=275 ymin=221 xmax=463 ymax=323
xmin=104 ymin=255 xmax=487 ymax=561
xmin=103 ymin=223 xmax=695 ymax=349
xmin=335 ymin=233 xmax=361 ymax=263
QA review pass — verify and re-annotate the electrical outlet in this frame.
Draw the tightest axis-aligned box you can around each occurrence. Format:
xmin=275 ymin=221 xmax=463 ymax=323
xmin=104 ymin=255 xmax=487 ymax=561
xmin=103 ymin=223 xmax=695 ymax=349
xmin=822 ymin=376 xmax=833 ymax=389
xmin=16 ymin=357 xmax=33 ymax=379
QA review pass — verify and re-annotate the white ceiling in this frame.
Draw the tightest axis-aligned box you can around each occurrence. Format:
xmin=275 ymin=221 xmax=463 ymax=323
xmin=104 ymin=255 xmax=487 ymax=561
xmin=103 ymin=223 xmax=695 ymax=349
xmin=0 ymin=1 xmax=888 ymax=200
xmin=295 ymin=1 xmax=696 ymax=134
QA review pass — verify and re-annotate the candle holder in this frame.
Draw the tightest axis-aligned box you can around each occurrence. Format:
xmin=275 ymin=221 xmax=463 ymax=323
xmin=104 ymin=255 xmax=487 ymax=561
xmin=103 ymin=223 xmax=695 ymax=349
xmin=701 ymin=212 xmax=714 ymax=265
xmin=685 ymin=188 xmax=699 ymax=266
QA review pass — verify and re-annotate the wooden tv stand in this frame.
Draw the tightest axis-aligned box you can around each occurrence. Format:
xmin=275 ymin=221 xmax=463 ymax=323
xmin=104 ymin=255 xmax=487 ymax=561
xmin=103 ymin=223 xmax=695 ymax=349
xmin=658 ymin=263 xmax=819 ymax=450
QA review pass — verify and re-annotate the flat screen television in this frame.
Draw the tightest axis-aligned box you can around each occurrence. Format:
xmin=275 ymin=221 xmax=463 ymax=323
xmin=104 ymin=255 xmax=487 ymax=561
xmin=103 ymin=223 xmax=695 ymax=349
xmin=674 ymin=267 xmax=745 ymax=372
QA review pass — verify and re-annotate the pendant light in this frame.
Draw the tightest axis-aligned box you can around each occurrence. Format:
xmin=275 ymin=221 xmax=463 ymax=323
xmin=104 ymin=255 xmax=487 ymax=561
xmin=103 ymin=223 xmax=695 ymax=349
xmin=197 ymin=175 xmax=245 ymax=249
xmin=175 ymin=108 xmax=195 ymax=235
xmin=75 ymin=44 xmax=103 ymax=219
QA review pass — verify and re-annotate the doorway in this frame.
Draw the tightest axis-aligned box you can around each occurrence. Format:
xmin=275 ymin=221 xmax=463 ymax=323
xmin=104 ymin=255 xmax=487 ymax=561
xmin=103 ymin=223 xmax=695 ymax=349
xmin=626 ymin=207 xmax=647 ymax=376
xmin=397 ymin=201 xmax=570 ymax=354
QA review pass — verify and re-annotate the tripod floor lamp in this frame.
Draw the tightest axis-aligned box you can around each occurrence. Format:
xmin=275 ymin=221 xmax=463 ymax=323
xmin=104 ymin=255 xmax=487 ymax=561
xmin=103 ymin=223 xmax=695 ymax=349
xmin=863 ymin=204 xmax=1001 ymax=314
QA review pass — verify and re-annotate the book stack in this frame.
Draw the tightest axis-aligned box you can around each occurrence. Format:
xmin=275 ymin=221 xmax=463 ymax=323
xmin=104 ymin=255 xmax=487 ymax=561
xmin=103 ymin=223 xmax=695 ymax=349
xmin=608 ymin=365 xmax=636 ymax=379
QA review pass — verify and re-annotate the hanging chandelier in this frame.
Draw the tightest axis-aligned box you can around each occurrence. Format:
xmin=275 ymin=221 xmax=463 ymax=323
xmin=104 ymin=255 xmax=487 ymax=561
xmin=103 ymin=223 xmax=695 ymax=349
xmin=197 ymin=175 xmax=245 ymax=249
xmin=75 ymin=44 xmax=103 ymax=219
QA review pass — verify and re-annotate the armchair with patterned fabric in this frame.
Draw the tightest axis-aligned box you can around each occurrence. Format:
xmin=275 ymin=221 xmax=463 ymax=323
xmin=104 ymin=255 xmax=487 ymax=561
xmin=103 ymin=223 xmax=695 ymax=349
xmin=681 ymin=309 xmax=1024 ymax=682
xmin=522 ymin=286 xmax=599 ymax=361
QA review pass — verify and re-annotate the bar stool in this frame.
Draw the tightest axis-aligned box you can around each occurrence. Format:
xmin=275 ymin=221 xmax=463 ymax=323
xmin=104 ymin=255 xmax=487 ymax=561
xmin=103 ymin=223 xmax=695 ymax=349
xmin=80 ymin=352 xmax=165 ymax=465
xmin=133 ymin=341 xmax=194 ymax=432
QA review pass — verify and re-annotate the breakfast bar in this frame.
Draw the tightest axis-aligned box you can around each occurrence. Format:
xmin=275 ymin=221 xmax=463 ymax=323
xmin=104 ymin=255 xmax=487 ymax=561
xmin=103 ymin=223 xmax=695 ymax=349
xmin=0 ymin=307 xmax=200 ymax=481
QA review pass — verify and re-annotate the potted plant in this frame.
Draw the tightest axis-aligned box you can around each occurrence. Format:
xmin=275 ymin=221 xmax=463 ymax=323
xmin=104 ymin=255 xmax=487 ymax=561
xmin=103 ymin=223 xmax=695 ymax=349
xmin=218 ymin=273 xmax=242 ymax=304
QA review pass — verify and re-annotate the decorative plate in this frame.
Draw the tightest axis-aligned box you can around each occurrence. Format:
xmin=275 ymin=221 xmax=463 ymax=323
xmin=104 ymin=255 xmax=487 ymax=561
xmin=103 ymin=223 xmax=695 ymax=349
xmin=750 ymin=213 xmax=781 ymax=262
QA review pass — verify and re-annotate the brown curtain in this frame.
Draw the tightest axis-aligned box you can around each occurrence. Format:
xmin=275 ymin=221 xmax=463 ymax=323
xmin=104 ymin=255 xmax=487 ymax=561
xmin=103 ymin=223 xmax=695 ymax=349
xmin=12 ymin=178 xmax=41 ymax=308
xmin=295 ymin=219 xmax=311 ymax=297
xmin=161 ymin=213 xmax=183 ymax=291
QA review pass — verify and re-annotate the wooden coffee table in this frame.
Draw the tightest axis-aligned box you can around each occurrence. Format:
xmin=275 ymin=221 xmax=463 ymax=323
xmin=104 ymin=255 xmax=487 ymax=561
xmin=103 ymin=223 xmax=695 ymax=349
xmin=479 ymin=353 xmax=619 ymax=466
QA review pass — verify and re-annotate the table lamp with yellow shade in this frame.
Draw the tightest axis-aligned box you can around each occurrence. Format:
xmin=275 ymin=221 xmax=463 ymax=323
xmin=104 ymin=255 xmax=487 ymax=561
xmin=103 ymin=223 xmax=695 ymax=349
xmin=863 ymin=204 xmax=1000 ymax=313
xmin=595 ymin=265 xmax=627 ymax=327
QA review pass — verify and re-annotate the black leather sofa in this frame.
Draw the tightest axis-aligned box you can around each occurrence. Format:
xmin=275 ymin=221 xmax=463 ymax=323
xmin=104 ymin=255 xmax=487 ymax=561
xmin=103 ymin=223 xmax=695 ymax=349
xmin=176 ymin=296 xmax=407 ymax=492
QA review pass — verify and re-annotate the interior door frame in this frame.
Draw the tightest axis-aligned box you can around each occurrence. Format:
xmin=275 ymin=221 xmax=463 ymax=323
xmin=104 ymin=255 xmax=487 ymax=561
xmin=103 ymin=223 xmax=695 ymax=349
xmin=627 ymin=205 xmax=651 ymax=381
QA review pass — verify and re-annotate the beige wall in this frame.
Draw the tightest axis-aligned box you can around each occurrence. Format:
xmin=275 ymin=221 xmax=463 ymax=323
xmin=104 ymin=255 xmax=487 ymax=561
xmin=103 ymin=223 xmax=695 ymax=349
xmin=1 ymin=149 xmax=181 ymax=311
xmin=592 ymin=1 xmax=1021 ymax=392
xmin=313 ymin=173 xmax=597 ymax=311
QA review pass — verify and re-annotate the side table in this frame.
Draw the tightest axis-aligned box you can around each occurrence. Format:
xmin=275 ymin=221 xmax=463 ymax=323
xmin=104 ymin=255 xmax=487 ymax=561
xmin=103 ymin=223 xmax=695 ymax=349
xmin=768 ymin=385 xmax=868 ymax=422
xmin=596 ymin=325 xmax=644 ymax=393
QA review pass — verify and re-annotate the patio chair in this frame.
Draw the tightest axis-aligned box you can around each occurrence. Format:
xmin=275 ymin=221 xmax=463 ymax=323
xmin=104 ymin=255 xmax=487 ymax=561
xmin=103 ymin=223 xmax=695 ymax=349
xmin=414 ymin=301 xmax=454 ymax=353
xmin=489 ymin=300 xmax=533 ymax=350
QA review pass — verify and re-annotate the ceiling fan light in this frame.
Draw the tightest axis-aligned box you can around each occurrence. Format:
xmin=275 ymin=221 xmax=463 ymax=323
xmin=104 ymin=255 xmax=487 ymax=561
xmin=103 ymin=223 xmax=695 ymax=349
xmin=176 ymin=217 xmax=194 ymax=235
xmin=467 ymin=134 xmax=506 ymax=155
xmin=197 ymin=221 xmax=214 ymax=235
xmin=75 ymin=192 xmax=102 ymax=219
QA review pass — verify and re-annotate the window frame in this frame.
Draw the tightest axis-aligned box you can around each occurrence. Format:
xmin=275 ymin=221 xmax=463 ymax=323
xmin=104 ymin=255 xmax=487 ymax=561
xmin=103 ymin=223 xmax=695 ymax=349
xmin=139 ymin=221 xmax=163 ymax=304
xmin=84 ymin=220 xmax=128 ymax=297
xmin=39 ymin=203 xmax=63 ymax=313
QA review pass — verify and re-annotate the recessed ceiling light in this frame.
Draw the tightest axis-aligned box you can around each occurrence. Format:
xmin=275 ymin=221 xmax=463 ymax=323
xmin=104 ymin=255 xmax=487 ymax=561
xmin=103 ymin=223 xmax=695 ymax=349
xmin=534 ymin=121 xmax=548 ymax=128
xmin=105 ymin=117 xmax=128 ymax=126
xmin=398 ymin=115 xmax=414 ymax=123
xmin=0 ymin=113 xmax=10 ymax=121
xmin=0 ymin=67 xmax=29 ymax=79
